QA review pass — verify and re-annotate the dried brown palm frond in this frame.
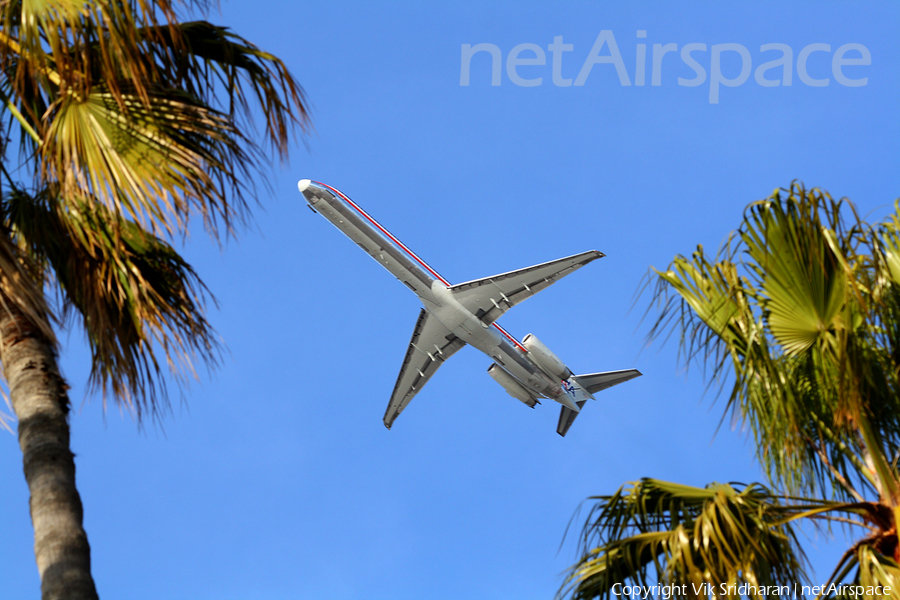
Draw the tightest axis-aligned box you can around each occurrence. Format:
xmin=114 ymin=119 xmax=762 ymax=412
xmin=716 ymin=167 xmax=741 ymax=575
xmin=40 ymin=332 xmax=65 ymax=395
xmin=5 ymin=183 xmax=219 ymax=421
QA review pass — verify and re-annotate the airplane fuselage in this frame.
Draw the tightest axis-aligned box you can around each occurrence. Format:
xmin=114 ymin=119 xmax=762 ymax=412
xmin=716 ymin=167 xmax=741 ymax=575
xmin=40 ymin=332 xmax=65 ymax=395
xmin=301 ymin=180 xmax=566 ymax=402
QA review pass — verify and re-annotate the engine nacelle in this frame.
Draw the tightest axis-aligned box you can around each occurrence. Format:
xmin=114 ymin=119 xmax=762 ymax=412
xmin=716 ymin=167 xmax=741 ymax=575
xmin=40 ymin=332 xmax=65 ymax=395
xmin=522 ymin=334 xmax=572 ymax=381
xmin=487 ymin=363 xmax=539 ymax=408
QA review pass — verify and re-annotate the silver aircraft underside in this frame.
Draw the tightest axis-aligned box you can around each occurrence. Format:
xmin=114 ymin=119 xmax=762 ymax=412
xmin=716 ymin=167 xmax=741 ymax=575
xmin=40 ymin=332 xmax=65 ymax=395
xmin=298 ymin=179 xmax=641 ymax=436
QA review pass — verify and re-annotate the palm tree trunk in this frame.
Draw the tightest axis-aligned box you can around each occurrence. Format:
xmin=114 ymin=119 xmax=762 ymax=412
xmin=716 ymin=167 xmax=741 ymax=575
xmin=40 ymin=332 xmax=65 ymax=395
xmin=0 ymin=303 xmax=99 ymax=600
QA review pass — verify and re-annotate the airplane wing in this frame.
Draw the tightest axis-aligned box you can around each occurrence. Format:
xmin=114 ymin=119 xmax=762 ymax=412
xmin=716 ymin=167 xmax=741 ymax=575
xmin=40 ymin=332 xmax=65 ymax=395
xmin=557 ymin=370 xmax=642 ymax=436
xmin=384 ymin=309 xmax=466 ymax=429
xmin=449 ymin=250 xmax=604 ymax=325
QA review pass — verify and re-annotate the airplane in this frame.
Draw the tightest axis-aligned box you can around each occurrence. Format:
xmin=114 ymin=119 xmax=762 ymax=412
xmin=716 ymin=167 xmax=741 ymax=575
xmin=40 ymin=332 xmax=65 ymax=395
xmin=298 ymin=179 xmax=641 ymax=436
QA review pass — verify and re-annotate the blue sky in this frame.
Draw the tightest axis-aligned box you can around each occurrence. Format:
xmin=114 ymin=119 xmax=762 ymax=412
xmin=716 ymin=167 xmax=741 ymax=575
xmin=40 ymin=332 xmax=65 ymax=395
xmin=1 ymin=2 xmax=898 ymax=599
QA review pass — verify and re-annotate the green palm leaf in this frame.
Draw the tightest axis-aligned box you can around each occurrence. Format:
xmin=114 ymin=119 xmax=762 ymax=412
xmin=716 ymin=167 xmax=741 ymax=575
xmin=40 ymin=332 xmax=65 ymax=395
xmin=646 ymin=184 xmax=900 ymax=501
xmin=742 ymin=193 xmax=851 ymax=357
xmin=606 ymin=183 xmax=900 ymax=600
xmin=561 ymin=479 xmax=812 ymax=600
xmin=43 ymin=85 xmax=253 ymax=235
xmin=823 ymin=544 xmax=900 ymax=600
xmin=3 ymin=2 xmax=309 ymax=236
xmin=853 ymin=546 xmax=900 ymax=599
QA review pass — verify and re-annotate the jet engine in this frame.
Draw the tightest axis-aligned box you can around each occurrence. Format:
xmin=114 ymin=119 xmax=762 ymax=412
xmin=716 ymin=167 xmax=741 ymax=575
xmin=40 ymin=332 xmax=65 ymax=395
xmin=487 ymin=363 xmax=539 ymax=408
xmin=522 ymin=334 xmax=572 ymax=381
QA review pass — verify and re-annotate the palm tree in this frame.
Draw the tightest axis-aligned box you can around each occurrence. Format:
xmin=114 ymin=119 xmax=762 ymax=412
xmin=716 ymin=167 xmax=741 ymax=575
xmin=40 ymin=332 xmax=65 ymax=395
xmin=561 ymin=184 xmax=900 ymax=599
xmin=0 ymin=1 xmax=308 ymax=598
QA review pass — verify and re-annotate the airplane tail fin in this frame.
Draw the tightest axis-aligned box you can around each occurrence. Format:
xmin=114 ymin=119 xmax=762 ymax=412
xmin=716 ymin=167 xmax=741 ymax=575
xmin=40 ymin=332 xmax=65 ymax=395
xmin=556 ymin=369 xmax=642 ymax=436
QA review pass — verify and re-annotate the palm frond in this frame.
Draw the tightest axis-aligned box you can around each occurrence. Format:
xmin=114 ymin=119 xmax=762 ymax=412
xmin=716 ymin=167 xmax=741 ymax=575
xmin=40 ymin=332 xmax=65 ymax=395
xmin=0 ymin=184 xmax=55 ymax=347
xmin=4 ymin=184 xmax=219 ymax=421
xmin=646 ymin=183 xmax=900 ymax=500
xmin=742 ymin=190 xmax=852 ymax=357
xmin=0 ymin=228 xmax=55 ymax=350
xmin=2 ymin=2 xmax=309 ymax=240
xmin=852 ymin=545 xmax=900 ymax=599
xmin=560 ymin=479 xmax=813 ymax=600
xmin=1 ymin=0 xmax=208 ymax=103
xmin=822 ymin=544 xmax=900 ymax=600
xmin=141 ymin=20 xmax=311 ymax=154
xmin=41 ymin=83 xmax=257 ymax=236
xmin=623 ymin=184 xmax=900 ymax=600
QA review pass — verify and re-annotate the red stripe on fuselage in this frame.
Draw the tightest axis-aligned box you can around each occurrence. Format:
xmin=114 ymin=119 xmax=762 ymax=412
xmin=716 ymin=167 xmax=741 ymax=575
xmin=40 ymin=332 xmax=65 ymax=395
xmin=492 ymin=323 xmax=528 ymax=353
xmin=317 ymin=182 xmax=528 ymax=354
xmin=319 ymin=182 xmax=450 ymax=286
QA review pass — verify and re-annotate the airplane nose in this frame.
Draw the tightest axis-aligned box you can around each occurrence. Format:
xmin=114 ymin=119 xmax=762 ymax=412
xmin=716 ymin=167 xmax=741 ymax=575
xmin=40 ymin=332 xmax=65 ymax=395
xmin=297 ymin=178 xmax=321 ymax=205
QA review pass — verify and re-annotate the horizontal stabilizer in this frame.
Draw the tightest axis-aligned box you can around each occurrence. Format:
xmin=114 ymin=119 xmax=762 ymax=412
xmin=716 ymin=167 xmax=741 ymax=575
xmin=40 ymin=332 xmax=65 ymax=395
xmin=557 ymin=369 xmax=642 ymax=436
xmin=573 ymin=369 xmax=642 ymax=395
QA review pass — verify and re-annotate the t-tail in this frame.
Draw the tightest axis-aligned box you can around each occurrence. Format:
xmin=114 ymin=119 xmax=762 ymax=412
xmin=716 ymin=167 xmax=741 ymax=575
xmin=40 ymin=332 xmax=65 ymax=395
xmin=556 ymin=370 xmax=642 ymax=436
